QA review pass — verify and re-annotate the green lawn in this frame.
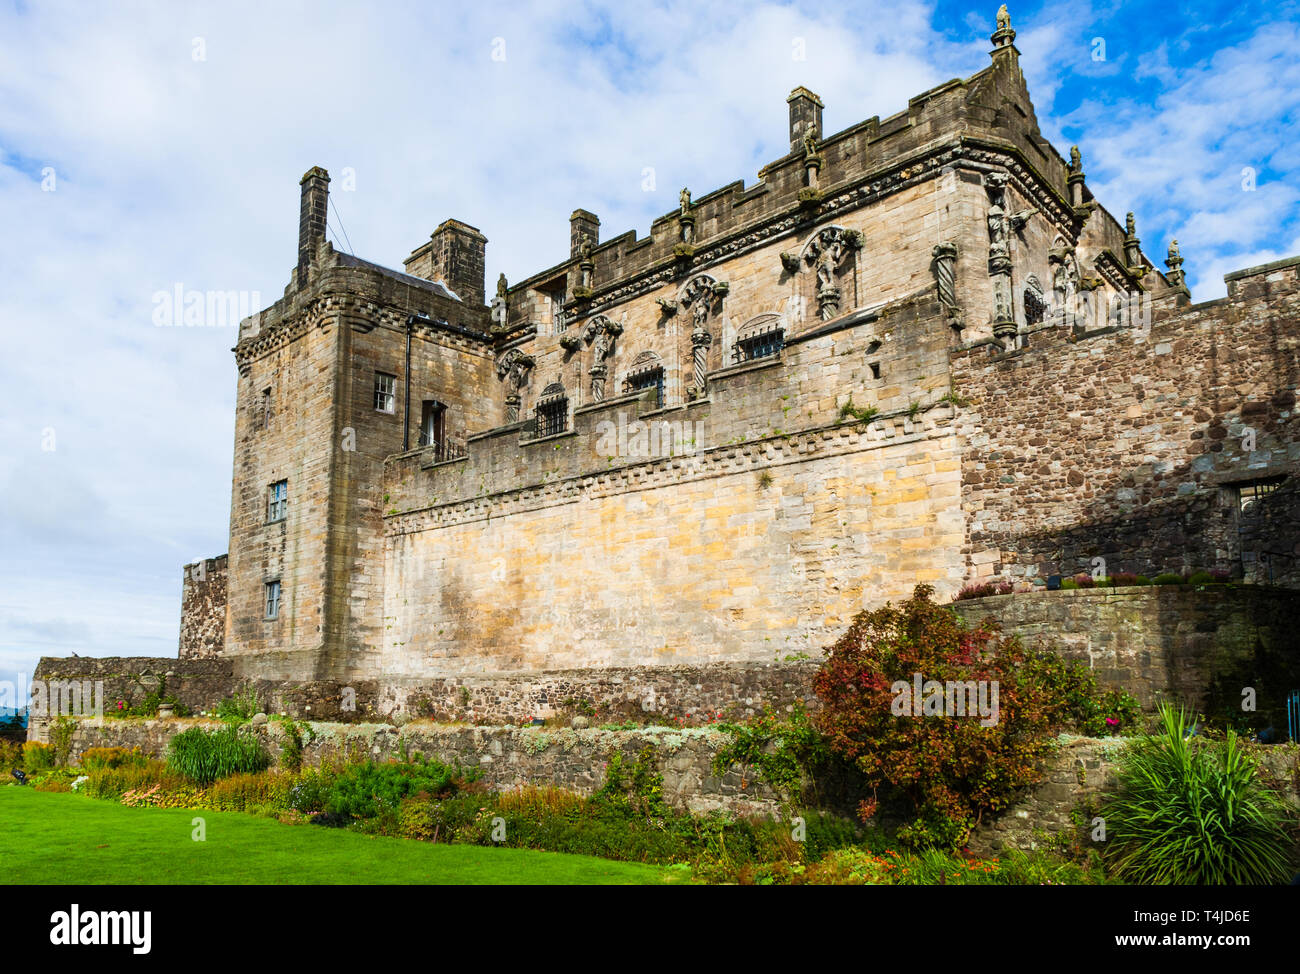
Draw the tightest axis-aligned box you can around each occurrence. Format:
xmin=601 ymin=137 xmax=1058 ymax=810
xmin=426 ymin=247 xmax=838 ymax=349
xmin=0 ymin=788 xmax=686 ymax=885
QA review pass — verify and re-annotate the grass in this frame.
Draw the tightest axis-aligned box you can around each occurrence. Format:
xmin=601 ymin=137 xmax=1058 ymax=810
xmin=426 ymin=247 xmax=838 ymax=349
xmin=0 ymin=788 xmax=686 ymax=886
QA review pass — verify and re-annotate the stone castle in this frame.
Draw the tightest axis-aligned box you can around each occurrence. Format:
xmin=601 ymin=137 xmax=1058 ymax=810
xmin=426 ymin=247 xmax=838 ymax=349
xmin=132 ymin=9 xmax=1297 ymax=719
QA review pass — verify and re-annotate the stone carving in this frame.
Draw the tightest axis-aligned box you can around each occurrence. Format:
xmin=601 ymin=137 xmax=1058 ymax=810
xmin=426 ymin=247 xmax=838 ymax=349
xmin=997 ymin=4 xmax=1010 ymax=30
xmin=577 ymin=239 xmax=595 ymax=292
xmin=583 ymin=315 xmax=622 ymax=401
xmin=985 ymin=171 xmax=1034 ymax=341
xmin=1069 ymin=145 xmax=1081 ymax=173
xmin=780 ymin=252 xmax=801 ymax=274
xmin=1165 ymin=239 xmax=1186 ymax=290
xmin=1049 ymin=233 xmax=1081 ymax=318
xmin=802 ymin=124 xmax=819 ymax=161
xmin=679 ymin=274 xmax=720 ymax=397
xmin=797 ymin=226 xmax=862 ymax=321
xmin=680 ymin=187 xmax=691 ymax=216
xmin=656 ymin=298 xmax=678 ymax=316
xmin=931 ymin=242 xmax=962 ymax=332
xmin=490 ymin=273 xmax=509 ymax=330
xmin=497 ymin=348 xmax=535 ymax=423
xmin=1123 ymin=212 xmax=1143 ymax=270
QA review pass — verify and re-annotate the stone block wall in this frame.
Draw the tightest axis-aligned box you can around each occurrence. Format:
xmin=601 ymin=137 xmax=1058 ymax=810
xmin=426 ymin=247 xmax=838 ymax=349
xmin=179 ymin=555 xmax=227 ymax=658
xmin=951 ymin=257 xmax=1300 ymax=588
xmin=952 ymin=585 xmax=1300 ymax=728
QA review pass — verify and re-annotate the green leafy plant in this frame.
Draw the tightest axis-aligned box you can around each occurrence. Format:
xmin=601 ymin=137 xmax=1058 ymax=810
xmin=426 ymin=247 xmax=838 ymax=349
xmin=166 ymin=726 xmax=270 ymax=786
xmin=1101 ymin=703 xmax=1297 ymax=884
xmin=215 ymin=685 xmax=262 ymax=724
xmin=712 ymin=704 xmax=831 ymax=804
xmin=837 ymin=396 xmax=879 ymax=424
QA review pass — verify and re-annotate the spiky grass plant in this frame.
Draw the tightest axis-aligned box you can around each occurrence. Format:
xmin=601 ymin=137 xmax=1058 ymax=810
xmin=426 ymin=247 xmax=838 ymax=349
xmin=167 ymin=726 xmax=269 ymax=786
xmin=1103 ymin=703 xmax=1297 ymax=884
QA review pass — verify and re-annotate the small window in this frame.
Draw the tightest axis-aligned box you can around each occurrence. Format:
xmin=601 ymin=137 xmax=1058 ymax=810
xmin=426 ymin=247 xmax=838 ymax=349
xmin=734 ymin=327 xmax=784 ymax=363
xmin=419 ymin=400 xmax=447 ymax=449
xmin=374 ymin=372 xmax=396 ymax=413
xmin=264 ymin=580 xmax=281 ymax=620
xmin=260 ymin=388 xmax=273 ymax=430
xmin=549 ymin=285 xmax=568 ymax=334
xmin=1024 ymin=279 xmax=1047 ymax=327
xmin=1237 ymin=479 xmax=1281 ymax=516
xmin=267 ymin=480 xmax=287 ymax=522
xmin=626 ymin=367 xmax=665 ymax=409
xmin=869 ymin=362 xmax=881 ymax=380
xmin=535 ymin=397 xmax=568 ymax=438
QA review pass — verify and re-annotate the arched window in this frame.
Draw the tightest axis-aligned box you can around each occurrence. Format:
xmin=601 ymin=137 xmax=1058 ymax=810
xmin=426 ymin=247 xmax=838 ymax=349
xmin=1024 ymin=275 xmax=1046 ymax=327
xmin=534 ymin=382 xmax=568 ymax=437
xmin=623 ymin=351 xmax=665 ymax=409
xmin=733 ymin=313 xmax=785 ymax=363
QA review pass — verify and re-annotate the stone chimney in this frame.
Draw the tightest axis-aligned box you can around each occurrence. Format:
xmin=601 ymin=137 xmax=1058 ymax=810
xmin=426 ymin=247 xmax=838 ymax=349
xmin=570 ymin=209 xmax=600 ymax=258
xmin=418 ymin=219 xmax=487 ymax=306
xmin=787 ymin=87 xmax=823 ymax=154
xmin=297 ymin=166 xmax=330 ymax=285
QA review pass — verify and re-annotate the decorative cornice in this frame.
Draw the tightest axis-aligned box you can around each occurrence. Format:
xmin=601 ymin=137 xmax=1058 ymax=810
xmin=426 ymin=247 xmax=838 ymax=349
xmin=561 ymin=138 xmax=1079 ymax=322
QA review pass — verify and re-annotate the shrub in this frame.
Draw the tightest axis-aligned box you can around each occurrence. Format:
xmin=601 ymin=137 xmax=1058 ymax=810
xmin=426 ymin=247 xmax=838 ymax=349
xmin=953 ymin=580 xmax=1013 ymax=601
xmin=1060 ymin=578 xmax=1078 ymax=589
xmin=812 ymin=585 xmax=1065 ymax=849
xmin=22 ymin=741 xmax=57 ymax=772
xmin=324 ymin=758 xmax=469 ymax=819
xmin=202 ymin=771 xmax=293 ymax=812
xmin=215 ymin=685 xmax=262 ymax=724
xmin=81 ymin=747 xmax=145 ymax=770
xmin=1134 ymin=575 xmax=1152 ymax=585
xmin=167 ymin=726 xmax=270 ymax=786
xmin=1072 ymin=573 xmax=1096 ymax=588
xmin=84 ymin=760 xmax=183 ymax=801
xmin=711 ymin=704 xmax=832 ymax=804
xmin=1019 ymin=653 xmax=1142 ymax=737
xmin=1108 ymin=572 xmax=1140 ymax=587
xmin=1186 ymin=570 xmax=1214 ymax=585
xmin=1102 ymin=704 xmax=1298 ymax=884
xmin=1152 ymin=572 xmax=1186 ymax=585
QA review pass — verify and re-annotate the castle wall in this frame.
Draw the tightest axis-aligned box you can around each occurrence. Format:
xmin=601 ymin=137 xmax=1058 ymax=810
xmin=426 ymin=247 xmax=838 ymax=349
xmin=179 ymin=554 xmax=227 ymax=658
xmin=951 ymin=257 xmax=1300 ymax=587
xmin=382 ymin=290 xmax=968 ymax=675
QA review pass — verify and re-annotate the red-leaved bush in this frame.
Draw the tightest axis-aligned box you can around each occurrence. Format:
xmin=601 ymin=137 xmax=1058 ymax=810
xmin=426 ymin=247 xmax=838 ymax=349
xmin=812 ymin=584 xmax=1065 ymax=849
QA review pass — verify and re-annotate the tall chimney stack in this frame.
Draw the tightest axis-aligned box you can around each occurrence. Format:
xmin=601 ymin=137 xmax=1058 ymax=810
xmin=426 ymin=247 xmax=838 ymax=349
xmin=298 ymin=166 xmax=330 ymax=285
xmin=570 ymin=209 xmax=600 ymax=258
xmin=787 ymin=87 xmax=824 ymax=154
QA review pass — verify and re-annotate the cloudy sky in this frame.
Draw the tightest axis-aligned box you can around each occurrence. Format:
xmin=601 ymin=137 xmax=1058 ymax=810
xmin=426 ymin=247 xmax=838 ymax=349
xmin=1 ymin=0 xmax=1297 ymax=695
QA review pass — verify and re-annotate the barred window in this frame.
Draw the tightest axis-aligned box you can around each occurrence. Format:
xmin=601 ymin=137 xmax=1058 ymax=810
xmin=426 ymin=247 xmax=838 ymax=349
xmin=1024 ymin=277 xmax=1047 ymax=327
xmin=374 ymin=372 xmax=396 ymax=413
xmin=267 ymin=480 xmax=287 ymax=522
xmin=1237 ymin=479 xmax=1281 ymax=516
xmin=735 ymin=327 xmax=784 ymax=363
xmin=626 ymin=366 xmax=665 ymax=409
xmin=535 ymin=392 xmax=568 ymax=438
xmin=264 ymin=580 xmax=281 ymax=620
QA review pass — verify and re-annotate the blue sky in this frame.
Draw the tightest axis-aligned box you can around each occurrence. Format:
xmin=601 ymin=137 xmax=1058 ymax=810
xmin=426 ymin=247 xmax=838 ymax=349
xmin=1 ymin=0 xmax=1297 ymax=695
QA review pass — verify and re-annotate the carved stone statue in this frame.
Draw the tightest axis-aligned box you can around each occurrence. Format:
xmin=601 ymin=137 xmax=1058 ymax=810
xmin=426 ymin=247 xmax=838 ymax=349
xmin=1125 ymin=212 xmax=1136 ymax=237
xmin=489 ymin=273 xmax=508 ymax=328
xmin=802 ymin=124 xmax=819 ymax=160
xmin=1069 ymin=145 xmax=1081 ymax=173
xmin=996 ymin=4 xmax=1010 ymax=29
xmin=679 ymin=187 xmax=691 ymax=215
